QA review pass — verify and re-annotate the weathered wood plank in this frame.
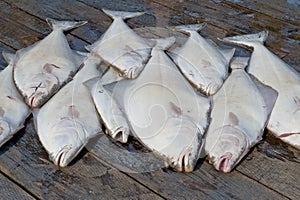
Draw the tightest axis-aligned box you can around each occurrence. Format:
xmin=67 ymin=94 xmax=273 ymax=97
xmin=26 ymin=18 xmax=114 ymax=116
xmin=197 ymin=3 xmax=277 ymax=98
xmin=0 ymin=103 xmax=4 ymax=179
xmin=80 ymin=0 xmax=300 ymax=71
xmin=223 ymin=0 xmax=300 ymax=27
xmin=0 ymin=173 xmax=35 ymax=200
xmin=150 ymin=0 xmax=300 ymax=69
xmin=89 ymin=134 xmax=288 ymax=200
xmin=236 ymin=137 xmax=300 ymax=200
xmin=0 ymin=118 xmax=164 ymax=200
xmin=0 ymin=1 xmax=299 ymax=199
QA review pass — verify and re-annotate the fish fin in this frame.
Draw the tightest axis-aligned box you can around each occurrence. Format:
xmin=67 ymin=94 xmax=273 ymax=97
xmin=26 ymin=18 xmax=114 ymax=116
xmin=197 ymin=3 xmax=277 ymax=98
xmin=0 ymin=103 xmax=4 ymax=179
xmin=74 ymin=50 xmax=88 ymax=57
xmin=100 ymin=67 xmax=125 ymax=85
xmin=102 ymin=9 xmax=145 ymax=20
xmin=32 ymin=108 xmax=40 ymax=131
xmin=198 ymin=138 xmax=207 ymax=159
xmin=218 ymin=31 xmax=268 ymax=48
xmin=2 ymin=51 xmax=15 ymax=64
xmin=251 ymin=75 xmax=278 ymax=118
xmin=220 ymin=48 xmax=236 ymax=65
xmin=46 ymin=18 xmax=88 ymax=31
xmin=170 ymin=23 xmax=206 ymax=34
xmin=230 ymin=57 xmax=249 ymax=70
xmin=149 ymin=37 xmax=176 ymax=51
xmin=83 ymin=77 xmax=101 ymax=92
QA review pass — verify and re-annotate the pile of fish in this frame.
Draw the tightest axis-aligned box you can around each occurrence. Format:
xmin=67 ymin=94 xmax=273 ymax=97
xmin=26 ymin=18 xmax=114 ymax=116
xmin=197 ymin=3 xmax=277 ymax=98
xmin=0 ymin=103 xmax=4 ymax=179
xmin=0 ymin=9 xmax=299 ymax=173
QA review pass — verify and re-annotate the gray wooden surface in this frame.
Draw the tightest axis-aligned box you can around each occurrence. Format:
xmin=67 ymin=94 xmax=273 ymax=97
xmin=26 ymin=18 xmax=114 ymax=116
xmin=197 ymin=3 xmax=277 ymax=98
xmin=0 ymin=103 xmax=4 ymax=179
xmin=0 ymin=0 xmax=299 ymax=199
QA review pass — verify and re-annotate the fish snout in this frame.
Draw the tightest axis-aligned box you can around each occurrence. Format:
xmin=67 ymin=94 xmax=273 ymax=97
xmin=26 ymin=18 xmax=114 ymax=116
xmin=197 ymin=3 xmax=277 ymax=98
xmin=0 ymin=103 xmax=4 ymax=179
xmin=172 ymin=147 xmax=197 ymax=172
xmin=27 ymin=91 xmax=44 ymax=108
xmin=51 ymin=145 xmax=72 ymax=167
xmin=123 ymin=65 xmax=143 ymax=79
xmin=205 ymin=79 xmax=223 ymax=96
xmin=111 ymin=127 xmax=129 ymax=143
xmin=0 ymin=119 xmax=11 ymax=138
xmin=215 ymin=152 xmax=233 ymax=173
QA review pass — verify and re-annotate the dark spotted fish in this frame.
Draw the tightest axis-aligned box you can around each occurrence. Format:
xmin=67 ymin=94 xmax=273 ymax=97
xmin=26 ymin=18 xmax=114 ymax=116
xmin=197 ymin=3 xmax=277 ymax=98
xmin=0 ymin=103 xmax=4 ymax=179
xmin=204 ymin=57 xmax=277 ymax=173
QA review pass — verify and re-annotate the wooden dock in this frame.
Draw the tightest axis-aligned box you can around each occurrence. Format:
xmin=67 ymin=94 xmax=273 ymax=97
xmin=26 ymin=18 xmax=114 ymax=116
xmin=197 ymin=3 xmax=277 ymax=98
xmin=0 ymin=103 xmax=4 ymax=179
xmin=0 ymin=0 xmax=299 ymax=199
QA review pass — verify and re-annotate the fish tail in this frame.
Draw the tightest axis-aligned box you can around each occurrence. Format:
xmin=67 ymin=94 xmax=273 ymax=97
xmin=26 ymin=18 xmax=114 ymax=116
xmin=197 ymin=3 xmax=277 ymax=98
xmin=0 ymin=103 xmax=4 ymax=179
xmin=172 ymin=23 xmax=207 ymax=34
xmin=218 ymin=30 xmax=268 ymax=48
xmin=150 ymin=37 xmax=176 ymax=50
xmin=46 ymin=18 xmax=88 ymax=31
xmin=230 ymin=57 xmax=250 ymax=70
xmin=102 ymin=9 xmax=145 ymax=20
xmin=2 ymin=51 xmax=15 ymax=64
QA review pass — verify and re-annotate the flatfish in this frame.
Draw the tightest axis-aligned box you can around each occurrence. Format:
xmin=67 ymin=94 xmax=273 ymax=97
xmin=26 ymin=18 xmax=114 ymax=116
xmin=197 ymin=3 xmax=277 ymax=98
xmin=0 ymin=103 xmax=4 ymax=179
xmin=111 ymin=37 xmax=211 ymax=172
xmin=220 ymin=31 xmax=300 ymax=150
xmin=0 ymin=52 xmax=30 ymax=147
xmin=169 ymin=24 xmax=235 ymax=96
xmin=34 ymin=54 xmax=103 ymax=167
xmin=85 ymin=76 xmax=130 ymax=143
xmin=86 ymin=9 xmax=153 ymax=79
xmin=205 ymin=57 xmax=277 ymax=172
xmin=13 ymin=18 xmax=87 ymax=108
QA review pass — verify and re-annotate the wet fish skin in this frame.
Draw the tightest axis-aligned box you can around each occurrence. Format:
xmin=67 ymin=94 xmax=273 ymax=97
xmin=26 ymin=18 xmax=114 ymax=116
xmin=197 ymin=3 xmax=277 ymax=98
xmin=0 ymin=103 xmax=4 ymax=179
xmin=13 ymin=18 xmax=87 ymax=108
xmin=220 ymin=31 xmax=300 ymax=150
xmin=86 ymin=9 xmax=152 ymax=79
xmin=169 ymin=24 xmax=235 ymax=96
xmin=85 ymin=77 xmax=130 ymax=143
xmin=34 ymin=54 xmax=103 ymax=167
xmin=205 ymin=57 xmax=277 ymax=173
xmin=111 ymin=37 xmax=210 ymax=172
xmin=0 ymin=52 xmax=30 ymax=147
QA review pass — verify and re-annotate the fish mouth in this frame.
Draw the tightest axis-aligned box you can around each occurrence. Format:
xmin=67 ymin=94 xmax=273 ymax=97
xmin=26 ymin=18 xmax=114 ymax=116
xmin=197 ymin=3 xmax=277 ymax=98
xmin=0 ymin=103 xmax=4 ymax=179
xmin=52 ymin=145 xmax=72 ymax=167
xmin=215 ymin=152 xmax=233 ymax=173
xmin=28 ymin=92 xmax=44 ymax=108
xmin=111 ymin=127 xmax=129 ymax=143
xmin=172 ymin=147 xmax=196 ymax=172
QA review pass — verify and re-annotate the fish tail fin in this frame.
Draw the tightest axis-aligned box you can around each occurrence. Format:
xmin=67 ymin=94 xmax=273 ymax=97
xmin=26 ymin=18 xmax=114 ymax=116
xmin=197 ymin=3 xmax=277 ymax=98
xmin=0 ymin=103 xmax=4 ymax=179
xmin=100 ymin=67 xmax=125 ymax=85
xmin=2 ymin=51 xmax=15 ymax=64
xmin=230 ymin=57 xmax=250 ymax=70
xmin=83 ymin=77 xmax=100 ymax=92
xmin=172 ymin=23 xmax=207 ymax=34
xmin=218 ymin=30 xmax=268 ymax=48
xmin=46 ymin=18 xmax=88 ymax=31
xmin=150 ymin=37 xmax=176 ymax=51
xmin=102 ymin=9 xmax=145 ymax=20
xmin=220 ymin=48 xmax=236 ymax=65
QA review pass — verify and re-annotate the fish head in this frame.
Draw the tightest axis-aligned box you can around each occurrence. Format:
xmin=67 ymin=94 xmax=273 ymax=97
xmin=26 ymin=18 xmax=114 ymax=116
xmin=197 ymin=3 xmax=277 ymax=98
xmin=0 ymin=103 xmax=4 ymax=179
xmin=208 ymin=126 xmax=250 ymax=173
xmin=162 ymin=117 xmax=204 ymax=172
xmin=0 ymin=118 xmax=11 ymax=144
xmin=23 ymin=69 xmax=59 ymax=108
xmin=109 ymin=126 xmax=130 ymax=143
xmin=48 ymin=120 xmax=87 ymax=167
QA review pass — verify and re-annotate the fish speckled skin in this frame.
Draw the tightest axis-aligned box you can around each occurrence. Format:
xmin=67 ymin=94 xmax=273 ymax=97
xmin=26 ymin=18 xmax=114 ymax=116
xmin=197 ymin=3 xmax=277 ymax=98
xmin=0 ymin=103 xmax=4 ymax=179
xmin=0 ymin=52 xmax=30 ymax=147
xmin=111 ymin=37 xmax=210 ymax=172
xmin=169 ymin=24 xmax=235 ymax=96
xmin=220 ymin=31 xmax=300 ymax=150
xmin=13 ymin=18 xmax=87 ymax=108
xmin=86 ymin=9 xmax=153 ymax=79
xmin=205 ymin=57 xmax=277 ymax=173
xmin=34 ymin=54 xmax=103 ymax=167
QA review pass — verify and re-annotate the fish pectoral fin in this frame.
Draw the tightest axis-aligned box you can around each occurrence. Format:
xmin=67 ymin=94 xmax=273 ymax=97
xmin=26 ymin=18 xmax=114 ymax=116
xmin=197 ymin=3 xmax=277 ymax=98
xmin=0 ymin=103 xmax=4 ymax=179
xmin=2 ymin=51 xmax=15 ymax=64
